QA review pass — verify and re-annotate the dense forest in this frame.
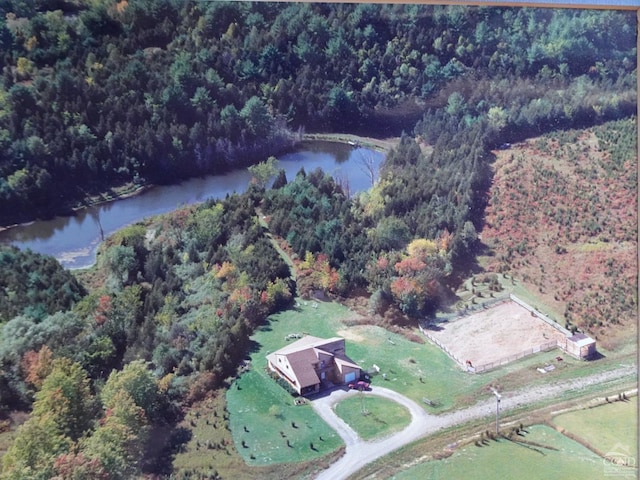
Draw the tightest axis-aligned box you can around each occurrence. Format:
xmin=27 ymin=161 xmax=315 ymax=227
xmin=0 ymin=1 xmax=636 ymax=478
xmin=0 ymin=1 xmax=636 ymax=224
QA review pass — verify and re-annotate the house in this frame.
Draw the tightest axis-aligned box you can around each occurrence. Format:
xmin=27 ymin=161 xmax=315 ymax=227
xmin=564 ymin=333 xmax=597 ymax=359
xmin=266 ymin=336 xmax=362 ymax=395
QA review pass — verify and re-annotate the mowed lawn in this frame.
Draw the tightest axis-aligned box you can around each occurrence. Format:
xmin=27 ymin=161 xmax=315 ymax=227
xmin=226 ymin=301 xmax=352 ymax=465
xmin=390 ymin=425 xmax=621 ymax=480
xmin=236 ymin=299 xmax=582 ymax=414
xmin=227 ymin=299 xmax=604 ymax=467
xmin=334 ymin=395 xmax=411 ymax=440
xmin=226 ymin=369 xmax=342 ymax=465
xmin=553 ymin=396 xmax=638 ymax=458
xmin=249 ymin=300 xmax=489 ymax=411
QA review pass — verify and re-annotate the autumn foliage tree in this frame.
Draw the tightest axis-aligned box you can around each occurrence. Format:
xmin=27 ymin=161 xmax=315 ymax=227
xmin=297 ymin=252 xmax=340 ymax=298
xmin=1 ymin=359 xmax=95 ymax=479
xmin=52 ymin=452 xmax=109 ymax=480
xmin=21 ymin=345 xmax=53 ymax=390
xmin=371 ymin=238 xmax=451 ymax=317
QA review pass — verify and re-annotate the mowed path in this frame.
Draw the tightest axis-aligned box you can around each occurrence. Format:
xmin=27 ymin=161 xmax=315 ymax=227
xmin=312 ymin=363 xmax=637 ymax=480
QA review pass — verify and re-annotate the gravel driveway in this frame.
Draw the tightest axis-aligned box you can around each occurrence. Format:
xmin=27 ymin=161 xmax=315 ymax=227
xmin=312 ymin=363 xmax=637 ymax=480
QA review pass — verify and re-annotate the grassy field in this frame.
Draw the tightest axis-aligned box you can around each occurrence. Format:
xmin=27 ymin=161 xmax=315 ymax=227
xmin=172 ymin=392 xmax=246 ymax=476
xmin=334 ymin=395 xmax=411 ymax=441
xmin=172 ymin=386 xmax=342 ymax=480
xmin=389 ymin=424 xmax=632 ymax=480
xmin=248 ymin=300 xmax=491 ymax=412
xmin=238 ymin=299 xmax=628 ymax=415
xmin=553 ymin=396 xmax=638 ymax=458
xmin=176 ymin=298 xmax=636 ymax=475
xmin=222 ymin=301 xmax=351 ymax=466
xmin=226 ymin=369 xmax=342 ymax=465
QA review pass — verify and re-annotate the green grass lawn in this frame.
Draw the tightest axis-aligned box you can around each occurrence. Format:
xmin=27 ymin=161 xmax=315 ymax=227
xmin=225 ymin=299 xmax=634 ymax=469
xmin=390 ymin=424 xmax=631 ymax=480
xmin=239 ymin=299 xmax=612 ymax=414
xmin=249 ymin=300 xmax=489 ymax=412
xmin=553 ymin=396 xmax=638 ymax=458
xmin=226 ymin=369 xmax=342 ymax=465
xmin=225 ymin=300 xmax=358 ymax=465
xmin=334 ymin=395 xmax=411 ymax=440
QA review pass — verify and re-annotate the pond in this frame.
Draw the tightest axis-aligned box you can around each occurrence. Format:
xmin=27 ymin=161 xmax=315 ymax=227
xmin=0 ymin=142 xmax=384 ymax=269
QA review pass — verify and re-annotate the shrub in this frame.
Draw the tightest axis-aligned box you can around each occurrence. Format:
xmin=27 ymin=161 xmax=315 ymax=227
xmin=368 ymin=289 xmax=388 ymax=315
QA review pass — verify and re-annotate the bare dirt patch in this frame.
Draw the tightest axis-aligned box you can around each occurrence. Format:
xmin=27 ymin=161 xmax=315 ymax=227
xmin=337 ymin=328 xmax=369 ymax=344
xmin=426 ymin=301 xmax=565 ymax=367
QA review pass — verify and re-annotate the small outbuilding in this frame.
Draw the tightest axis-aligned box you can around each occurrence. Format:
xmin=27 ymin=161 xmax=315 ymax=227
xmin=267 ymin=336 xmax=361 ymax=395
xmin=564 ymin=333 xmax=596 ymax=359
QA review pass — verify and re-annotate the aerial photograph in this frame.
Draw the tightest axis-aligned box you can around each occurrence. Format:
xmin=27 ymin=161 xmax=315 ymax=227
xmin=0 ymin=1 xmax=636 ymax=479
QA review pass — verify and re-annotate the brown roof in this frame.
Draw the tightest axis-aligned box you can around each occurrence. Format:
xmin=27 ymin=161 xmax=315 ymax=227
xmin=275 ymin=336 xmax=344 ymax=354
xmin=333 ymin=354 xmax=361 ymax=373
xmin=285 ymin=349 xmax=321 ymax=388
xmin=267 ymin=336 xmax=360 ymax=388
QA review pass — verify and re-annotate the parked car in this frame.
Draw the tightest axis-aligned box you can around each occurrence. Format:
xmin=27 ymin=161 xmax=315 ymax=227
xmin=348 ymin=380 xmax=370 ymax=391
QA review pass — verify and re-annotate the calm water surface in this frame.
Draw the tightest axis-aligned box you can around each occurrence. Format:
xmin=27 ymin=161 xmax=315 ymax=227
xmin=0 ymin=143 xmax=384 ymax=269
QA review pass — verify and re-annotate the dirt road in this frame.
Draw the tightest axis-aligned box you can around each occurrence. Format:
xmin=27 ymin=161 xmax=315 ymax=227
xmin=312 ymin=363 xmax=637 ymax=480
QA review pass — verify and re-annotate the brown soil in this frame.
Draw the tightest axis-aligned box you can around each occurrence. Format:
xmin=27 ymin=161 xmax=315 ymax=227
xmin=426 ymin=301 xmax=566 ymax=368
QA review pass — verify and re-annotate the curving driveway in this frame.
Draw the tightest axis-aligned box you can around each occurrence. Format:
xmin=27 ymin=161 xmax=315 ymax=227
xmin=312 ymin=385 xmax=435 ymax=480
xmin=312 ymin=364 xmax=637 ymax=480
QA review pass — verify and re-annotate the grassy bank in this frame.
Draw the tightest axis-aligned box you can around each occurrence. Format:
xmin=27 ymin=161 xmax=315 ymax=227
xmin=303 ymin=133 xmax=400 ymax=153
xmin=553 ymin=395 xmax=637 ymax=459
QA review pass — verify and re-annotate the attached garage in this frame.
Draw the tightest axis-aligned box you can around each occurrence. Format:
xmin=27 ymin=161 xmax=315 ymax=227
xmin=266 ymin=335 xmax=362 ymax=395
xmin=344 ymin=371 xmax=357 ymax=383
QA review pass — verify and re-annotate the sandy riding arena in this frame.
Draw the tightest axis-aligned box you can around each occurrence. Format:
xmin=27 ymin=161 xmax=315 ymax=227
xmin=425 ymin=301 xmax=566 ymax=369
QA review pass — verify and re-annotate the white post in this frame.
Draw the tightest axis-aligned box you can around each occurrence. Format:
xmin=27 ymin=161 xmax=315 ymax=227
xmin=491 ymin=388 xmax=502 ymax=435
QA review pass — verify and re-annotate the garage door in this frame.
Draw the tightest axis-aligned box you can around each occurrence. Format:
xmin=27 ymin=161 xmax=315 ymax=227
xmin=344 ymin=372 xmax=357 ymax=383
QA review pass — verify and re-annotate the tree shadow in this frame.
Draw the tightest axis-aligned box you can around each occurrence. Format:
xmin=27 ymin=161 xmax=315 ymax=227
xmin=247 ymin=338 xmax=263 ymax=355
xmin=142 ymin=425 xmax=192 ymax=475
xmin=423 ymin=323 xmax=445 ymax=331
xmin=505 ymin=438 xmax=546 ymax=456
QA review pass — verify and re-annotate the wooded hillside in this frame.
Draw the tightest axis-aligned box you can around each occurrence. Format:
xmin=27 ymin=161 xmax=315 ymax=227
xmin=0 ymin=1 xmax=636 ymax=224
xmin=0 ymin=3 xmax=636 ymax=478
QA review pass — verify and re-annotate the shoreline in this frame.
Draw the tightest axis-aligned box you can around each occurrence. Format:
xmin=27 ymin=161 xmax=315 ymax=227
xmin=302 ymin=133 xmax=400 ymax=153
xmin=0 ymin=183 xmax=153 ymax=234
xmin=0 ymin=133 xmax=393 ymax=234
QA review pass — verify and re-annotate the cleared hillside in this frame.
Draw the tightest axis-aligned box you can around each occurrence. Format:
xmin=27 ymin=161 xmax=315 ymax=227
xmin=481 ymin=118 xmax=637 ymax=349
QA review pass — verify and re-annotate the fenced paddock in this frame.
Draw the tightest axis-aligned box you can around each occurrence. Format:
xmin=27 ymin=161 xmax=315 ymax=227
xmin=420 ymin=299 xmax=566 ymax=373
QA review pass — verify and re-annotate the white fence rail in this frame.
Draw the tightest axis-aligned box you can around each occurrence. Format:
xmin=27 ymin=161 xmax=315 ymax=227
xmin=469 ymin=339 xmax=559 ymax=373
xmin=420 ymin=293 xmax=573 ymax=374
xmin=419 ymin=325 xmax=467 ymax=369
xmin=509 ymin=294 xmax=571 ymax=336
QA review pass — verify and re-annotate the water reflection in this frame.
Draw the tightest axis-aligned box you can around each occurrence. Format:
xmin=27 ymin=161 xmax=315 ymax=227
xmin=0 ymin=143 xmax=384 ymax=269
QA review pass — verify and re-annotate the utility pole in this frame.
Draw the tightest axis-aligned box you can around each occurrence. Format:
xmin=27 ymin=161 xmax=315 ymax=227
xmin=360 ymin=389 xmax=368 ymax=415
xmin=491 ymin=387 xmax=502 ymax=435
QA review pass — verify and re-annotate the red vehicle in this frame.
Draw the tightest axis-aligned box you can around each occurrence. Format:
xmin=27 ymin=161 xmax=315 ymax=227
xmin=348 ymin=380 xmax=370 ymax=391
